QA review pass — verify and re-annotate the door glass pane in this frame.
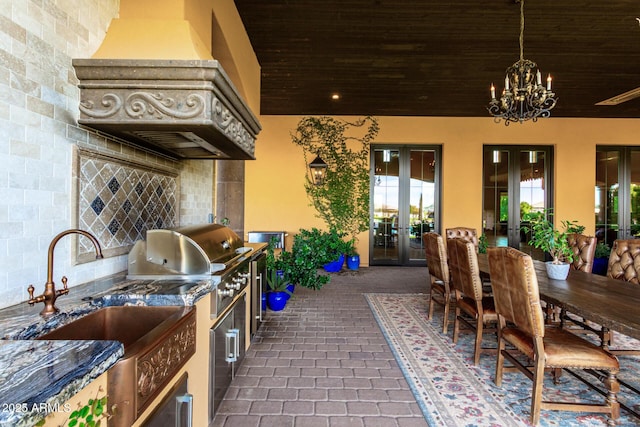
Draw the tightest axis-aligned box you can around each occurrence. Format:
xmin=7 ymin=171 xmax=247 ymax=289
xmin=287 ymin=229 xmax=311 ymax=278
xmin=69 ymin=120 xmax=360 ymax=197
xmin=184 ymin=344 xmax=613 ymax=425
xmin=519 ymin=150 xmax=547 ymax=258
xmin=595 ymin=150 xmax=619 ymax=247
xmin=372 ymin=149 xmax=400 ymax=262
xmin=631 ymin=150 xmax=640 ymax=238
xmin=482 ymin=149 xmax=509 ymax=247
xmin=409 ymin=150 xmax=436 ymax=261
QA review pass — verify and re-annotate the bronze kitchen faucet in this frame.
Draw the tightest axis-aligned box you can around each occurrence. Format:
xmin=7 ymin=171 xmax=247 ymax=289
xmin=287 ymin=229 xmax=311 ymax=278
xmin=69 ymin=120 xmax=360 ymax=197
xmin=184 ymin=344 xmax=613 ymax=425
xmin=27 ymin=229 xmax=103 ymax=316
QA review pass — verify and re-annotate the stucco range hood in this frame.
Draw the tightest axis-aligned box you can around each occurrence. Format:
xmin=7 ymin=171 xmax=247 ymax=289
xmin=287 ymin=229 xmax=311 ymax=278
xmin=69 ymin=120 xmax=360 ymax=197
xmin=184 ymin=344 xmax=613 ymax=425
xmin=73 ymin=59 xmax=261 ymax=160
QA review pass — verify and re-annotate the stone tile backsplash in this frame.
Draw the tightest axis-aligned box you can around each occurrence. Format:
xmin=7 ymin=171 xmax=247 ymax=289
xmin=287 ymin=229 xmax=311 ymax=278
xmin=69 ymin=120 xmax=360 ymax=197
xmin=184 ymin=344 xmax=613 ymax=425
xmin=77 ymin=150 xmax=179 ymax=261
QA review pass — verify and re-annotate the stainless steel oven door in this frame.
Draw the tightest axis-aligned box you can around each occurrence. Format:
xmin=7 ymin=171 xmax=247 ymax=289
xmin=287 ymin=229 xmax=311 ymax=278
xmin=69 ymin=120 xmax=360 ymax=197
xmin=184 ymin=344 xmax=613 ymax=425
xmin=209 ymin=293 xmax=246 ymax=423
xmin=141 ymin=372 xmax=192 ymax=427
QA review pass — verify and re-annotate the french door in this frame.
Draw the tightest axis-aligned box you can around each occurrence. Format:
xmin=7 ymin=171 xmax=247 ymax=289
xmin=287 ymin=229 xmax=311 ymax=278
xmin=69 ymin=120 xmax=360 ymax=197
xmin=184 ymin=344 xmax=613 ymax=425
xmin=482 ymin=146 xmax=553 ymax=259
xmin=370 ymin=146 xmax=441 ymax=266
xmin=595 ymin=147 xmax=640 ymax=246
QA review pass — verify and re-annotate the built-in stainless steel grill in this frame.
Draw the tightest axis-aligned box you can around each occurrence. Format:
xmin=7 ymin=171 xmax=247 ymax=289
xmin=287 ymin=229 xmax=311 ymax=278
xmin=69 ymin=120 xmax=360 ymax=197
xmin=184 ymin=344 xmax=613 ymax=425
xmin=127 ymin=224 xmax=259 ymax=422
xmin=127 ymin=224 xmax=253 ymax=318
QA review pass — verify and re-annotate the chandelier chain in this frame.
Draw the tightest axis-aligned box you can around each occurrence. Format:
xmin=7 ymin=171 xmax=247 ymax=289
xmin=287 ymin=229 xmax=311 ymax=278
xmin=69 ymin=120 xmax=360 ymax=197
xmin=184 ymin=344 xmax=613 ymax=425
xmin=519 ymin=0 xmax=524 ymax=62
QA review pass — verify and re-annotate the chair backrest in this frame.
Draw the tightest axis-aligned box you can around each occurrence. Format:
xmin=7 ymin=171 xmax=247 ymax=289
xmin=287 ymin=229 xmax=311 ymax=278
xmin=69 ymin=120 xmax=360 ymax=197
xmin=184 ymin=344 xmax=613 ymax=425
xmin=607 ymin=239 xmax=640 ymax=284
xmin=487 ymin=247 xmax=545 ymax=338
xmin=446 ymin=227 xmax=479 ymax=251
xmin=567 ymin=233 xmax=597 ymax=273
xmin=423 ymin=232 xmax=450 ymax=284
xmin=446 ymin=237 xmax=482 ymax=301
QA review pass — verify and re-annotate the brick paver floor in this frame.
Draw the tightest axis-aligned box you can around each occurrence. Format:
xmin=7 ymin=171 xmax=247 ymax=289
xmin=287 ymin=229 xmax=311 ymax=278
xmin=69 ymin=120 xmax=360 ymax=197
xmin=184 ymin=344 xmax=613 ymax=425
xmin=212 ymin=266 xmax=430 ymax=427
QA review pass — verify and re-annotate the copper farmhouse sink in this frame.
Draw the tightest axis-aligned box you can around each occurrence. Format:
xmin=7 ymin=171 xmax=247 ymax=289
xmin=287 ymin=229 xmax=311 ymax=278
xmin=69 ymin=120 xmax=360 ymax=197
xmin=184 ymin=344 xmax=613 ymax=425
xmin=38 ymin=306 xmax=197 ymax=426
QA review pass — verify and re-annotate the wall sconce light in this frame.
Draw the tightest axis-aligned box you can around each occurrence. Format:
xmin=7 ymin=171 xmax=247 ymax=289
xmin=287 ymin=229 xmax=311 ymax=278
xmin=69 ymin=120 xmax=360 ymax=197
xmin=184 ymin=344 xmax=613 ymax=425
xmin=309 ymin=155 xmax=328 ymax=185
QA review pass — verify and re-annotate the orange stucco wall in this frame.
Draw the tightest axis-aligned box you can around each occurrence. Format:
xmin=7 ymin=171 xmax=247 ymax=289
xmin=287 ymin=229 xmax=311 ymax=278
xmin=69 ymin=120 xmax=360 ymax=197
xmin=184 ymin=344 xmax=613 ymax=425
xmin=245 ymin=116 xmax=640 ymax=265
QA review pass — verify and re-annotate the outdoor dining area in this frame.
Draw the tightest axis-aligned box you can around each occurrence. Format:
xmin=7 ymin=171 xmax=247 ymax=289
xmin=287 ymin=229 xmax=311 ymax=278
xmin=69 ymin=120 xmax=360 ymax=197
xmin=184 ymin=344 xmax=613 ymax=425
xmin=423 ymin=227 xmax=640 ymax=426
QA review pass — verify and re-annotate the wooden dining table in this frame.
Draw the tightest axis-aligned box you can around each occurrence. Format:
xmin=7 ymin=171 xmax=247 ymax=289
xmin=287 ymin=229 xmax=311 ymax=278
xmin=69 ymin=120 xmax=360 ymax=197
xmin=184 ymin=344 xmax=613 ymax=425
xmin=476 ymin=253 xmax=640 ymax=342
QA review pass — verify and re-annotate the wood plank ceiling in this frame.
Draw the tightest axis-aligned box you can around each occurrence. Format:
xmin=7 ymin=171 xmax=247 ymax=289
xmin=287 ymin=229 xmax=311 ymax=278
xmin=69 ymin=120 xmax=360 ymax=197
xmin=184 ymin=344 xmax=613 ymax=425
xmin=234 ymin=0 xmax=640 ymax=118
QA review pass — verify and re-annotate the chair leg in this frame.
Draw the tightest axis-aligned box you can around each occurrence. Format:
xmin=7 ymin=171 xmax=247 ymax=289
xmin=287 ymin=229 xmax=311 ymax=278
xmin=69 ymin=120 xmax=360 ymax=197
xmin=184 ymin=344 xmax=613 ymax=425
xmin=604 ymin=371 xmax=620 ymax=426
xmin=495 ymin=340 xmax=504 ymax=387
xmin=442 ymin=292 xmax=450 ymax=334
xmin=474 ymin=319 xmax=483 ymax=365
xmin=494 ymin=317 xmax=508 ymax=387
xmin=530 ymin=357 xmax=545 ymax=426
xmin=452 ymin=303 xmax=461 ymax=344
xmin=427 ymin=288 xmax=435 ymax=321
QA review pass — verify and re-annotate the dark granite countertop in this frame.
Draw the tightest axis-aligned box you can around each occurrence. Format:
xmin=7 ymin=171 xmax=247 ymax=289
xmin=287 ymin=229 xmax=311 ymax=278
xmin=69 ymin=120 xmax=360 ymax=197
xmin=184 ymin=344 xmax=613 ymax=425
xmin=0 ymin=273 xmax=213 ymax=427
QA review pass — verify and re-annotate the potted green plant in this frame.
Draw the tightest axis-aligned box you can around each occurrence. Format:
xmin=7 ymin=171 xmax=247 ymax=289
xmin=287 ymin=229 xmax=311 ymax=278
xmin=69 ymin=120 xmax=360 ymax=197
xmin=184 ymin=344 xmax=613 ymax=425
xmin=294 ymin=227 xmax=348 ymax=272
xmin=292 ymin=116 xmax=378 ymax=266
xmin=265 ymin=266 xmax=291 ymax=311
xmin=265 ymin=237 xmax=293 ymax=311
xmin=478 ymin=233 xmax=488 ymax=254
xmin=592 ymin=242 xmax=611 ymax=276
xmin=278 ymin=245 xmax=331 ymax=291
xmin=525 ymin=209 xmax=576 ymax=280
xmin=343 ymin=238 xmax=360 ymax=270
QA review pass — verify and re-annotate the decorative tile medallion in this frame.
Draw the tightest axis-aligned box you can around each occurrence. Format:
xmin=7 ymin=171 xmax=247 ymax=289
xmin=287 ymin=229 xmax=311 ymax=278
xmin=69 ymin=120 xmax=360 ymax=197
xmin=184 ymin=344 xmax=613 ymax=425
xmin=77 ymin=150 xmax=179 ymax=261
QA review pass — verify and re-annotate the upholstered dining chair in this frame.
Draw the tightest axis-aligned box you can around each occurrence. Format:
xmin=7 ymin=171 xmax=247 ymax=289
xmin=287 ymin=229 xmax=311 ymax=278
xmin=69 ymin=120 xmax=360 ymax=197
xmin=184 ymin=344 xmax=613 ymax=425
xmin=487 ymin=246 xmax=620 ymax=426
xmin=445 ymin=227 xmax=478 ymax=251
xmin=446 ymin=226 xmax=493 ymax=291
xmin=423 ymin=232 xmax=453 ymax=334
xmin=447 ymin=237 xmax=497 ymax=365
xmin=607 ymin=238 xmax=640 ymax=284
xmin=567 ymin=233 xmax=597 ymax=273
xmin=601 ymin=238 xmax=640 ymax=354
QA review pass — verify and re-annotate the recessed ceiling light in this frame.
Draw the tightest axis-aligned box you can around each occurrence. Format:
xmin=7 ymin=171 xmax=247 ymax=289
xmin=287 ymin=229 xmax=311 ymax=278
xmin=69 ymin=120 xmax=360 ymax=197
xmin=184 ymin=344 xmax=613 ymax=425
xmin=331 ymin=93 xmax=340 ymax=100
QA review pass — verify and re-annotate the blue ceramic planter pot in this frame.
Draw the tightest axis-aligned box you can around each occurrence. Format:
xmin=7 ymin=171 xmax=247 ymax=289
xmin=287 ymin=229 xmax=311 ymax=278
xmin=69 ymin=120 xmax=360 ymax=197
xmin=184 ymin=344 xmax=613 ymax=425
xmin=592 ymin=257 xmax=608 ymax=276
xmin=285 ymin=283 xmax=295 ymax=300
xmin=323 ymin=254 xmax=345 ymax=272
xmin=346 ymin=254 xmax=360 ymax=270
xmin=267 ymin=292 xmax=288 ymax=311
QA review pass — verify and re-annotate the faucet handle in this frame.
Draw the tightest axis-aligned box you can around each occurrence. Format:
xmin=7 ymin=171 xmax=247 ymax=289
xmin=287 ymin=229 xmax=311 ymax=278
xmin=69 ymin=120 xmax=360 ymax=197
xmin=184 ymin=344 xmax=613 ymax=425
xmin=27 ymin=285 xmax=35 ymax=303
xmin=61 ymin=276 xmax=68 ymax=290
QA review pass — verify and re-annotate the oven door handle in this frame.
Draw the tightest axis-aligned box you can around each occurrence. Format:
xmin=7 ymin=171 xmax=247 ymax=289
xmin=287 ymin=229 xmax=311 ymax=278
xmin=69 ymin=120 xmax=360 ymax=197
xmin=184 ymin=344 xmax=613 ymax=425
xmin=225 ymin=329 xmax=240 ymax=362
xmin=176 ymin=392 xmax=193 ymax=427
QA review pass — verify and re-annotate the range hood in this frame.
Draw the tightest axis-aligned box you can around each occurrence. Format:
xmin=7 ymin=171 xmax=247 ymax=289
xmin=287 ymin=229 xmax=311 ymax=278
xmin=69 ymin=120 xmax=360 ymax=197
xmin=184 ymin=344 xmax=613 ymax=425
xmin=71 ymin=0 xmax=262 ymax=160
xmin=73 ymin=58 xmax=261 ymax=160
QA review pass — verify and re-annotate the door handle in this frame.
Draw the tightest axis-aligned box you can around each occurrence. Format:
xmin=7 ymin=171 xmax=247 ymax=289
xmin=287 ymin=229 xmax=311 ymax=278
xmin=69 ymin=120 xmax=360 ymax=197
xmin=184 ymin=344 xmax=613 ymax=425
xmin=256 ymin=274 xmax=263 ymax=321
xmin=176 ymin=393 xmax=193 ymax=427
xmin=225 ymin=329 xmax=238 ymax=362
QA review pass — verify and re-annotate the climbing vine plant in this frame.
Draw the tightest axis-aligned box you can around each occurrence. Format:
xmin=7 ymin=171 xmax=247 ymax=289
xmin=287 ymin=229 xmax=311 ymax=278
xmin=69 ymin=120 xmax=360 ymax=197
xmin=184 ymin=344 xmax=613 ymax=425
xmin=292 ymin=116 xmax=379 ymax=246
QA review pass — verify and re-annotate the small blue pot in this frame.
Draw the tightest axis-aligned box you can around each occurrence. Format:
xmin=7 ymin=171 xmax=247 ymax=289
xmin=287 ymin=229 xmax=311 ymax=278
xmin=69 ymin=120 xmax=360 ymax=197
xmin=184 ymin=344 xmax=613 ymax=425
xmin=346 ymin=254 xmax=360 ymax=270
xmin=267 ymin=292 xmax=288 ymax=311
xmin=323 ymin=254 xmax=345 ymax=272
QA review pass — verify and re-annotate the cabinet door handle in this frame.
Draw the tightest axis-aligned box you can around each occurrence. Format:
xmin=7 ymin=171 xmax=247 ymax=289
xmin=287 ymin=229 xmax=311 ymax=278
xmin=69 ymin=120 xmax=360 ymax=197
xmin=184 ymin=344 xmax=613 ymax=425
xmin=225 ymin=330 xmax=238 ymax=362
xmin=176 ymin=393 xmax=193 ymax=427
xmin=231 ymin=328 xmax=240 ymax=359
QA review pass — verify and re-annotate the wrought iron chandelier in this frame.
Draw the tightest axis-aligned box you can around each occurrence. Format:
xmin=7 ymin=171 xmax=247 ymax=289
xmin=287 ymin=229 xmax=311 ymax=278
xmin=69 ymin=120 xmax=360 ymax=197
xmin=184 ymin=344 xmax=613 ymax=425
xmin=487 ymin=0 xmax=557 ymax=125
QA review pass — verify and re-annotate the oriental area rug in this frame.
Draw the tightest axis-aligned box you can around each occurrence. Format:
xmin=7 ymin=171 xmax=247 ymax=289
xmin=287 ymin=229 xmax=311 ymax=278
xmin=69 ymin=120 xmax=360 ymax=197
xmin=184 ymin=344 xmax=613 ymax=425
xmin=365 ymin=293 xmax=640 ymax=427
